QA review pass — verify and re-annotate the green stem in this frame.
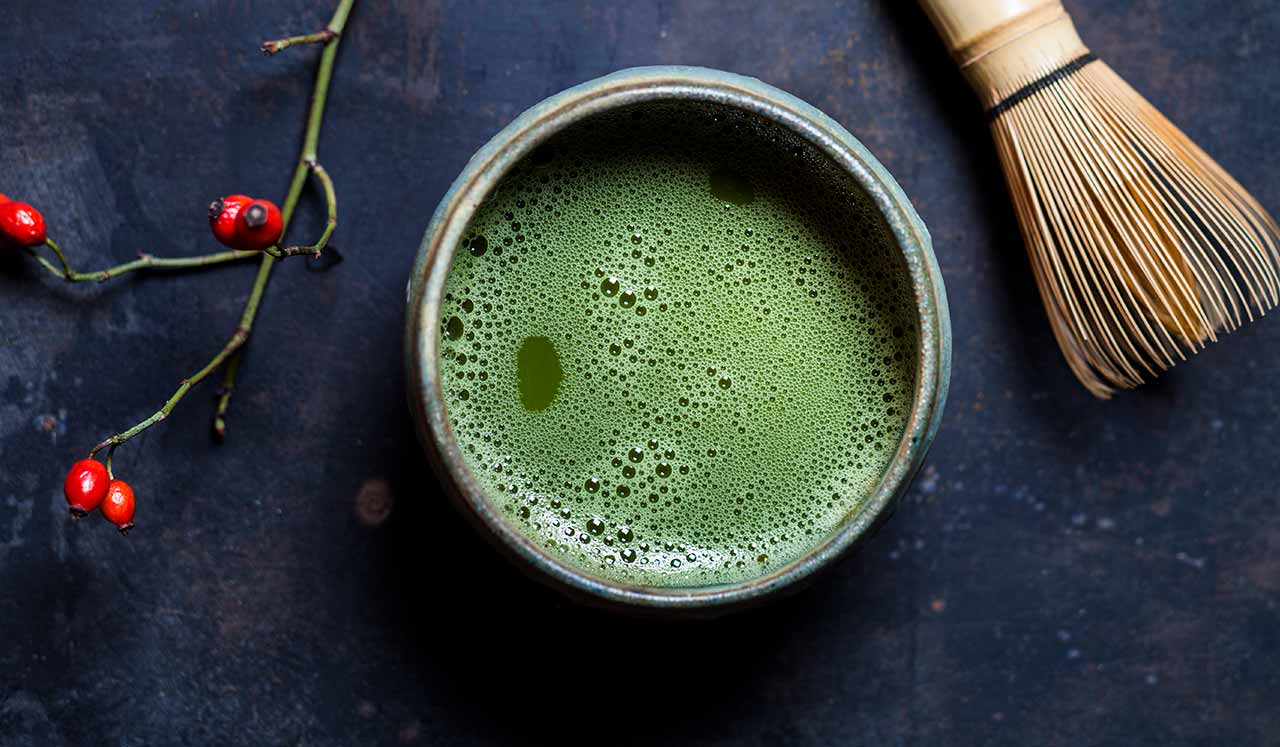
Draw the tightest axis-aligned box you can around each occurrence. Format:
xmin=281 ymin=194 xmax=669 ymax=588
xmin=262 ymin=29 xmax=337 ymax=56
xmin=27 ymin=250 xmax=71 ymax=279
xmin=213 ymin=0 xmax=354 ymax=439
xmin=211 ymin=352 xmax=241 ymax=442
xmin=90 ymin=326 xmax=249 ymax=462
xmin=44 ymin=239 xmax=75 ymax=277
xmin=29 ymin=240 xmax=260 ymax=282
xmin=92 ymin=0 xmax=355 ymax=455
xmin=264 ymin=160 xmax=338 ymax=258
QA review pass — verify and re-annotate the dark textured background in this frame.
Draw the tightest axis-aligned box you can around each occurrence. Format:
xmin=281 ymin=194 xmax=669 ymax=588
xmin=3 ymin=1 xmax=1280 ymax=744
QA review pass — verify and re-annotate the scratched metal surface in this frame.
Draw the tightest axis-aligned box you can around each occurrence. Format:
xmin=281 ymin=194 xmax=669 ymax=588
xmin=2 ymin=1 xmax=1279 ymax=744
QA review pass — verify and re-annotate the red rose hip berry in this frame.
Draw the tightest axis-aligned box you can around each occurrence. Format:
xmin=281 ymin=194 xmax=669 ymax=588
xmin=63 ymin=459 xmax=110 ymax=518
xmin=101 ymin=480 xmax=136 ymax=534
xmin=209 ymin=194 xmax=253 ymax=249
xmin=235 ymin=199 xmax=284 ymax=251
xmin=0 ymin=201 xmax=47 ymax=246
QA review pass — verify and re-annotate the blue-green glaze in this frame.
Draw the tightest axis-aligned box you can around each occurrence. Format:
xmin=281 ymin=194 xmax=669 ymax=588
xmin=405 ymin=66 xmax=951 ymax=616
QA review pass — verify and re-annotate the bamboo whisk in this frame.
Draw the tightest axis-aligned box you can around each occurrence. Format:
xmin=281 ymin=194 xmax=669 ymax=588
xmin=918 ymin=0 xmax=1280 ymax=397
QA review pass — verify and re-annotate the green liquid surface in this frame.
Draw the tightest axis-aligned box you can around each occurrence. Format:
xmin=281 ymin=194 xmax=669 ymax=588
xmin=440 ymin=107 xmax=918 ymax=587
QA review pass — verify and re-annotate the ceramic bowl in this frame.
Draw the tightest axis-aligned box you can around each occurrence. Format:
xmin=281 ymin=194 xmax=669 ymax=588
xmin=405 ymin=66 xmax=951 ymax=615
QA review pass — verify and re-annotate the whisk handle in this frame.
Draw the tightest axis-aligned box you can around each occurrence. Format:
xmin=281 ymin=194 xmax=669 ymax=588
xmin=917 ymin=0 xmax=1069 ymax=69
xmin=916 ymin=0 xmax=1089 ymax=107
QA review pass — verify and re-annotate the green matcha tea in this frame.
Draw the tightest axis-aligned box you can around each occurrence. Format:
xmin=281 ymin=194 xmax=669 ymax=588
xmin=439 ymin=104 xmax=918 ymax=587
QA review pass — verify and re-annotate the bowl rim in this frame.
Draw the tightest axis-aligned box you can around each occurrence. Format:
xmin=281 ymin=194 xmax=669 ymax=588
xmin=405 ymin=65 xmax=951 ymax=615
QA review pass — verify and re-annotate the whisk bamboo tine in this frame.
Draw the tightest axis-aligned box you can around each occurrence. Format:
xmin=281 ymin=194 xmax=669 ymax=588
xmin=1011 ymin=83 xmax=1188 ymax=369
xmin=1012 ymin=102 xmax=1144 ymax=378
xmin=1091 ymin=91 xmax=1248 ymax=332
xmin=918 ymin=0 xmax=1280 ymax=397
xmin=1011 ymin=94 xmax=1162 ymax=378
xmin=1090 ymin=69 xmax=1278 ymax=316
xmin=998 ymin=109 xmax=1146 ymax=390
xmin=1082 ymin=70 xmax=1278 ymax=327
xmin=998 ymin=115 xmax=1109 ymax=371
xmin=1122 ymin=70 xmax=1280 ymax=261
xmin=1044 ymin=74 xmax=1212 ymax=347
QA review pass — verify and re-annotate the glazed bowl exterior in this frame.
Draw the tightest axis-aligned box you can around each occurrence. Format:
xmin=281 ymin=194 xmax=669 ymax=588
xmin=406 ymin=66 xmax=951 ymax=616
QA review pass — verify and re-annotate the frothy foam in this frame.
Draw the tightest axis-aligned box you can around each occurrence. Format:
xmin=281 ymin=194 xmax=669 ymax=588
xmin=440 ymin=104 xmax=917 ymax=587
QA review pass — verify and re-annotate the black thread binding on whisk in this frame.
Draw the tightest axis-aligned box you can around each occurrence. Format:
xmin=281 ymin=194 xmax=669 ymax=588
xmin=987 ymin=53 xmax=1099 ymax=121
